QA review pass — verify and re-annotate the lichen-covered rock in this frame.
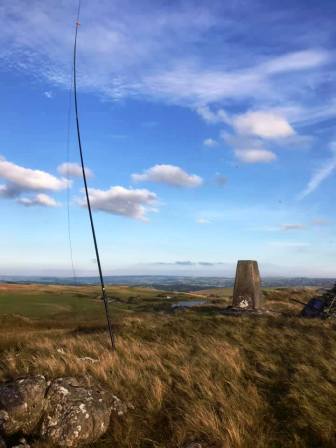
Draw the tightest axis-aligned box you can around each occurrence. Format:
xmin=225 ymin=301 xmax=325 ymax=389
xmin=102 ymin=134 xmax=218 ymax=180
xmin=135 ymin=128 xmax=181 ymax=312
xmin=40 ymin=377 xmax=113 ymax=447
xmin=110 ymin=394 xmax=129 ymax=416
xmin=0 ymin=375 xmax=47 ymax=436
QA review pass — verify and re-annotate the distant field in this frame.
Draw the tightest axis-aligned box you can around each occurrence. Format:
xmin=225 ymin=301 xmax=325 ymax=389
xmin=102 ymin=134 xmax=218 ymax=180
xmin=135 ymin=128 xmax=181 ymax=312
xmin=0 ymin=283 xmax=319 ymax=320
xmin=1 ymin=283 xmax=335 ymax=448
xmin=0 ymin=283 xmax=195 ymax=321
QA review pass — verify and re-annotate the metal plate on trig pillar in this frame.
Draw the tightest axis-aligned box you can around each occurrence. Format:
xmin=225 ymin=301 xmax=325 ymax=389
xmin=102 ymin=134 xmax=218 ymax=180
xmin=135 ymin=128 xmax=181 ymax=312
xmin=232 ymin=260 xmax=263 ymax=309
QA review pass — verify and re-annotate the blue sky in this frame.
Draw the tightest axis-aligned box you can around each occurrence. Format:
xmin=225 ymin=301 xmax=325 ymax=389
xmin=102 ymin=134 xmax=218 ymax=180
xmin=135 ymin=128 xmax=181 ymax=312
xmin=0 ymin=0 xmax=336 ymax=277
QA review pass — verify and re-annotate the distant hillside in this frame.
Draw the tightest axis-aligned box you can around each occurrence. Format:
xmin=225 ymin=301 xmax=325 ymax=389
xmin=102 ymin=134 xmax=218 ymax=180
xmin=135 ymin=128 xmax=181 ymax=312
xmin=0 ymin=275 xmax=334 ymax=291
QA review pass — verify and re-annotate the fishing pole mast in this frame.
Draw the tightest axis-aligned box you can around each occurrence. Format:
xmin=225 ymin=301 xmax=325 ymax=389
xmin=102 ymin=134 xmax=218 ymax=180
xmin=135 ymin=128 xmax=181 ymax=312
xmin=73 ymin=4 xmax=115 ymax=351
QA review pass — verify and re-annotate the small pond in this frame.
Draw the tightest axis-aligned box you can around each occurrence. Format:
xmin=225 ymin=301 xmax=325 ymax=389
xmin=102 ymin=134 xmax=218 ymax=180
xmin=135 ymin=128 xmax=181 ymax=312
xmin=172 ymin=300 xmax=206 ymax=309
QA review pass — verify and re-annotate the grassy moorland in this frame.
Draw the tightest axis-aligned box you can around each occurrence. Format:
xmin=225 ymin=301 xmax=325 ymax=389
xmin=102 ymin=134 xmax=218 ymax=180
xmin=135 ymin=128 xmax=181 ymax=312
xmin=1 ymin=283 xmax=336 ymax=448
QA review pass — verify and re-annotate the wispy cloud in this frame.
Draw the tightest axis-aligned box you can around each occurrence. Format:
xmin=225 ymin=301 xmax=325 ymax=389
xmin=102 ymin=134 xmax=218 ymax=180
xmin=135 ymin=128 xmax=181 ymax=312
xmin=261 ymin=50 xmax=330 ymax=75
xmin=0 ymin=0 xmax=332 ymax=109
xmin=268 ymin=241 xmax=311 ymax=249
xmin=203 ymin=138 xmax=218 ymax=147
xmin=132 ymin=164 xmax=203 ymax=188
xmin=312 ymin=218 xmax=330 ymax=226
xmin=1 ymin=1 xmax=334 ymax=180
xmin=280 ymin=223 xmax=306 ymax=231
xmin=196 ymin=106 xmax=230 ymax=124
xmin=298 ymin=145 xmax=336 ymax=199
xmin=270 ymin=101 xmax=336 ymax=129
xmin=144 ymin=50 xmax=330 ymax=105
xmin=152 ymin=260 xmax=225 ymax=266
xmin=196 ymin=218 xmax=211 ymax=224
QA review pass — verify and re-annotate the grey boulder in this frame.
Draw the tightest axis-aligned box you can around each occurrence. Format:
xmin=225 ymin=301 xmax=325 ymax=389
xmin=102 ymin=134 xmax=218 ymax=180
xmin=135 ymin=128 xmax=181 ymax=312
xmin=0 ymin=375 xmax=47 ymax=436
xmin=40 ymin=377 xmax=113 ymax=447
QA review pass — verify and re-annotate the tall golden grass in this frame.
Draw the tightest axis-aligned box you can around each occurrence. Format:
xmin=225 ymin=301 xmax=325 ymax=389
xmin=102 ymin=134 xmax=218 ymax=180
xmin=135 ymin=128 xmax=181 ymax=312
xmin=1 ymin=288 xmax=336 ymax=447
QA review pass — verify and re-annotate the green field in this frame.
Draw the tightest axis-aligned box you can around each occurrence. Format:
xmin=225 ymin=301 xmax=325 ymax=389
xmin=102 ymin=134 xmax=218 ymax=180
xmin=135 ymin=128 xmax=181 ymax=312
xmin=0 ymin=283 xmax=197 ymax=321
xmin=1 ymin=283 xmax=335 ymax=448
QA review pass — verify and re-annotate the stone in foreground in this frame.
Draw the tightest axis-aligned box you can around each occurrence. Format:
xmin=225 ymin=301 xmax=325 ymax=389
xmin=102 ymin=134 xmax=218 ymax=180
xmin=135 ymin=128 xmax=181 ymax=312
xmin=40 ymin=377 xmax=113 ymax=447
xmin=232 ymin=260 xmax=263 ymax=309
xmin=0 ymin=375 xmax=47 ymax=436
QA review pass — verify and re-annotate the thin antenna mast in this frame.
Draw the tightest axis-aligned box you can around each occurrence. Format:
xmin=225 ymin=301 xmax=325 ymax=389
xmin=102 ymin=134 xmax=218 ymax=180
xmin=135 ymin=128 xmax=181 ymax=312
xmin=73 ymin=1 xmax=115 ymax=350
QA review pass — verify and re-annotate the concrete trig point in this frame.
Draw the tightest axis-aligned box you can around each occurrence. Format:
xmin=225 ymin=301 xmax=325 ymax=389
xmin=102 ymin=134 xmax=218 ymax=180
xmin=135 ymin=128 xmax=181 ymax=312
xmin=232 ymin=260 xmax=263 ymax=309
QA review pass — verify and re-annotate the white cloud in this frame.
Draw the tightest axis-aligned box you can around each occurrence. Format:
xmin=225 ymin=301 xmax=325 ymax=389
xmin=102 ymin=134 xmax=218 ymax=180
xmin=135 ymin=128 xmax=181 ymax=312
xmin=0 ymin=155 xmax=69 ymax=197
xmin=196 ymin=218 xmax=211 ymax=224
xmin=203 ymin=138 xmax=218 ymax=147
xmin=233 ymin=111 xmax=295 ymax=139
xmin=17 ymin=193 xmax=59 ymax=207
xmin=298 ymin=146 xmax=336 ymax=199
xmin=235 ymin=149 xmax=277 ymax=164
xmin=44 ymin=91 xmax=53 ymax=98
xmin=281 ymin=224 xmax=306 ymax=231
xmin=58 ymin=162 xmax=92 ymax=178
xmin=79 ymin=186 xmax=157 ymax=221
xmin=201 ymin=107 xmax=296 ymax=163
xmin=132 ymin=164 xmax=203 ymax=188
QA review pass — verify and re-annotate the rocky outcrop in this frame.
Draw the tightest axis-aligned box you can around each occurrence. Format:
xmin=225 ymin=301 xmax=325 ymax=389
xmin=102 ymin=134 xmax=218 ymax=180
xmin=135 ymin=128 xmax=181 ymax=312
xmin=0 ymin=375 xmax=47 ymax=436
xmin=0 ymin=375 xmax=128 ymax=448
xmin=40 ymin=377 xmax=113 ymax=447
